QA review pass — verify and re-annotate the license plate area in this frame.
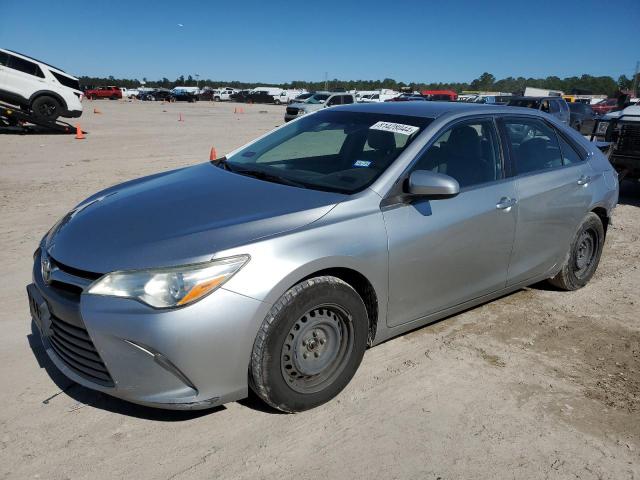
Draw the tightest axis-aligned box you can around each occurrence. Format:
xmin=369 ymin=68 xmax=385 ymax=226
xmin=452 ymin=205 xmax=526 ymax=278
xmin=26 ymin=284 xmax=52 ymax=337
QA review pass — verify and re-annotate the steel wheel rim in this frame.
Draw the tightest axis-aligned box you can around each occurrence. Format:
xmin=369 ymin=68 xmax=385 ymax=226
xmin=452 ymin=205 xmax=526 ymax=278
xmin=574 ymin=228 xmax=597 ymax=278
xmin=280 ymin=304 xmax=353 ymax=394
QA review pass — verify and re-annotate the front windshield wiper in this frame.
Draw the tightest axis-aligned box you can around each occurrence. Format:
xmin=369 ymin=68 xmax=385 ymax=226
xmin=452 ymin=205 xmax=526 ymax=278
xmin=231 ymin=167 xmax=310 ymax=189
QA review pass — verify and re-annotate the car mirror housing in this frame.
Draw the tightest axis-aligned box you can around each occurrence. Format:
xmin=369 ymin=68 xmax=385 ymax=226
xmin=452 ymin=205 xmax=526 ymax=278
xmin=406 ymin=170 xmax=460 ymax=199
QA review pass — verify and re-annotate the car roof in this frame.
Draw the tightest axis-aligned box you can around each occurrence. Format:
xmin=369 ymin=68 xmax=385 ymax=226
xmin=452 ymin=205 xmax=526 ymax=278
xmin=1 ymin=48 xmax=68 ymax=74
xmin=509 ymin=96 xmax=562 ymax=101
xmin=336 ymin=100 xmax=538 ymax=119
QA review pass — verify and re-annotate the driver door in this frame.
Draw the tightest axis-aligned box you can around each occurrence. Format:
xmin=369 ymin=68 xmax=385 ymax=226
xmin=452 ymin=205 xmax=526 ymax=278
xmin=383 ymin=118 xmax=517 ymax=327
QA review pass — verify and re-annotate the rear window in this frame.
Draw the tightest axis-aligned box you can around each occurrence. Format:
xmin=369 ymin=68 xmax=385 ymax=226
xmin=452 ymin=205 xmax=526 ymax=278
xmin=508 ymin=99 xmax=542 ymax=109
xmin=51 ymin=71 xmax=81 ymax=91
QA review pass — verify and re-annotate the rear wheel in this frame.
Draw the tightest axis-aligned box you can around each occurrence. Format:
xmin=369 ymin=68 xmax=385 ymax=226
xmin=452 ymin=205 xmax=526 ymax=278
xmin=548 ymin=212 xmax=604 ymax=290
xmin=250 ymin=276 xmax=368 ymax=412
xmin=31 ymin=96 xmax=61 ymax=122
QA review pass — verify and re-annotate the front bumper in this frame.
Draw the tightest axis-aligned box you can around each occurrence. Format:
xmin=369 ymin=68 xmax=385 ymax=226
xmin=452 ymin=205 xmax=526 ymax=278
xmin=28 ymin=252 xmax=271 ymax=409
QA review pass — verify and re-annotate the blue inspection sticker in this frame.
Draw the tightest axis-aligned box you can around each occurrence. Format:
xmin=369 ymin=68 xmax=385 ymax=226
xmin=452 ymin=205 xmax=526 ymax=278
xmin=353 ymin=160 xmax=372 ymax=168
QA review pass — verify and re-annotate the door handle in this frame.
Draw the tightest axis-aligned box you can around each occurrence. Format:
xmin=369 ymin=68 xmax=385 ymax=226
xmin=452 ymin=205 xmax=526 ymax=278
xmin=577 ymin=175 xmax=591 ymax=186
xmin=496 ymin=197 xmax=517 ymax=210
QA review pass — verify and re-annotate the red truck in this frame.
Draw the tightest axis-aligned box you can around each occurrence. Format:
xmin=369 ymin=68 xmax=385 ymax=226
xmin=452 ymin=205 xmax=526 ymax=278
xmin=591 ymin=98 xmax=619 ymax=116
xmin=421 ymin=90 xmax=458 ymax=101
xmin=84 ymin=86 xmax=122 ymax=100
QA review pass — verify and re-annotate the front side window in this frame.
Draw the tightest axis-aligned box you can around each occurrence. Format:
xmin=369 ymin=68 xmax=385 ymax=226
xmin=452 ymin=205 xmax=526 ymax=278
xmin=327 ymin=96 xmax=341 ymax=106
xmin=549 ymin=100 xmax=560 ymax=113
xmin=413 ymin=119 xmax=502 ymax=188
xmin=225 ymin=110 xmax=432 ymax=193
xmin=342 ymin=95 xmax=354 ymax=104
xmin=503 ymin=118 xmax=562 ymax=175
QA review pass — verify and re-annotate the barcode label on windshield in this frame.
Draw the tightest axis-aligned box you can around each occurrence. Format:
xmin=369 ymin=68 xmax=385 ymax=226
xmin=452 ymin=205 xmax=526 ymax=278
xmin=370 ymin=121 xmax=419 ymax=136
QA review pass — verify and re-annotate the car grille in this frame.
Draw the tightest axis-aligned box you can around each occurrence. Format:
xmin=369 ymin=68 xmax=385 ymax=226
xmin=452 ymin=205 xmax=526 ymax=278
xmin=41 ymin=253 xmax=113 ymax=386
xmin=286 ymin=107 xmax=299 ymax=115
xmin=48 ymin=313 xmax=114 ymax=386
xmin=617 ymin=124 xmax=640 ymax=155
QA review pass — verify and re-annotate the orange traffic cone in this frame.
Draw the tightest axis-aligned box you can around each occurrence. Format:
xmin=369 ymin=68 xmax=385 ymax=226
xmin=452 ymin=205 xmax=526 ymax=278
xmin=178 ymin=113 xmax=183 ymax=122
xmin=209 ymin=147 xmax=217 ymax=161
xmin=75 ymin=124 xmax=85 ymax=140
xmin=93 ymin=107 xmax=101 ymax=114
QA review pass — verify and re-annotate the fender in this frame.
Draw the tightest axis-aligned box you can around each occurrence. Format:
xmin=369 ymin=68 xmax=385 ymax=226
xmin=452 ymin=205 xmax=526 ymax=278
xmin=28 ymin=90 xmax=69 ymax=112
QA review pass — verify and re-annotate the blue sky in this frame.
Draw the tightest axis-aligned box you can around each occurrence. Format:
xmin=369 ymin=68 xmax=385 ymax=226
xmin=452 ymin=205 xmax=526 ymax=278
xmin=1 ymin=0 xmax=638 ymax=84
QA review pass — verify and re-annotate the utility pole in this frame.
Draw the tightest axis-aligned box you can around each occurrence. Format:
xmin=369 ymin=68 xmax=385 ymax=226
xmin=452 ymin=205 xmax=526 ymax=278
xmin=632 ymin=61 xmax=639 ymax=98
xmin=324 ymin=72 xmax=328 ymax=91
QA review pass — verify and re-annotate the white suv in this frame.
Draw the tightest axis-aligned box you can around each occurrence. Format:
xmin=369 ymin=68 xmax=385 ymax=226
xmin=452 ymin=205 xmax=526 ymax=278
xmin=0 ymin=49 xmax=83 ymax=122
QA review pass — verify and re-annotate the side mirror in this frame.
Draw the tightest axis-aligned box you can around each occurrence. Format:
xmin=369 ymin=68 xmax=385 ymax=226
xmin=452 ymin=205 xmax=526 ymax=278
xmin=406 ymin=170 xmax=460 ymax=199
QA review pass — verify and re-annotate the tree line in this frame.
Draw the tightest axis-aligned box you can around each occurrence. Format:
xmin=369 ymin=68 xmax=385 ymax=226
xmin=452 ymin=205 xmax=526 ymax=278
xmin=79 ymin=71 xmax=639 ymax=97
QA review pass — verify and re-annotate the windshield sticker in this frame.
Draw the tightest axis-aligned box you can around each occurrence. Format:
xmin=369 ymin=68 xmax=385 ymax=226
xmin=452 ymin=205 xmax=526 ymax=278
xmin=353 ymin=160 xmax=372 ymax=168
xmin=370 ymin=121 xmax=419 ymax=136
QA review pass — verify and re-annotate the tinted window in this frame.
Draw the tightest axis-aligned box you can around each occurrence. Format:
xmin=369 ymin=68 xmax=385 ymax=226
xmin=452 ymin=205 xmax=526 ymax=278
xmin=7 ymin=55 xmax=44 ymax=77
xmin=51 ymin=71 xmax=81 ymax=90
xmin=557 ymin=133 xmax=583 ymax=165
xmin=503 ymin=118 xmax=562 ymax=174
xmin=414 ymin=120 xmax=502 ymax=188
xmin=549 ymin=100 xmax=560 ymax=113
xmin=0 ymin=51 xmax=8 ymax=66
xmin=327 ymin=96 xmax=341 ymax=106
xmin=342 ymin=95 xmax=354 ymax=104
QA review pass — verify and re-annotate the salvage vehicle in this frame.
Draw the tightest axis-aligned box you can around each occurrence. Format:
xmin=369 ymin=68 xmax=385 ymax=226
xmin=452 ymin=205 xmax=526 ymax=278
xmin=0 ymin=48 xmax=83 ymax=121
xmin=591 ymin=98 xmax=619 ymax=116
xmin=84 ymin=86 xmax=122 ymax=100
xmin=28 ymin=102 xmax=618 ymax=413
xmin=284 ymin=92 xmax=355 ymax=121
xmin=593 ymin=104 xmax=640 ymax=181
xmin=507 ymin=96 xmax=570 ymax=125
xmin=568 ymin=102 xmax=597 ymax=135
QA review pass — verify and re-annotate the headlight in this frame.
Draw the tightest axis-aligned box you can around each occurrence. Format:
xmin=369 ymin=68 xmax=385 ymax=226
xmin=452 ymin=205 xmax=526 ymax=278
xmin=87 ymin=255 xmax=249 ymax=308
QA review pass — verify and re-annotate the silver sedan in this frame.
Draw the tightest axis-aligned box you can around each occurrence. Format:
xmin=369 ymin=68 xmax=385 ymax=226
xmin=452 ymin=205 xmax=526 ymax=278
xmin=27 ymin=102 xmax=619 ymax=412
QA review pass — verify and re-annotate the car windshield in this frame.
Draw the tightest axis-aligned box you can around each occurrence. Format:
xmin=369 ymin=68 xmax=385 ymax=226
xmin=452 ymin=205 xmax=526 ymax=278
xmin=224 ymin=110 xmax=432 ymax=194
xmin=305 ymin=94 xmax=330 ymax=104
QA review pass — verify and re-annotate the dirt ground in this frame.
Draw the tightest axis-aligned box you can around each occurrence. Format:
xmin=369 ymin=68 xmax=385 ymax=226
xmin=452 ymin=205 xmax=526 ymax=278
xmin=0 ymin=100 xmax=638 ymax=480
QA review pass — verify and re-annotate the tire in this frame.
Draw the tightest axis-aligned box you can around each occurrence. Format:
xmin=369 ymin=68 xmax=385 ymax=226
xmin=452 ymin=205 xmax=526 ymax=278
xmin=214 ymin=96 xmax=220 ymax=102
xmin=274 ymin=99 xmax=281 ymax=105
xmin=250 ymin=276 xmax=368 ymax=412
xmin=31 ymin=96 xmax=62 ymax=122
xmin=548 ymin=212 xmax=605 ymax=290
xmin=110 ymin=95 xmax=118 ymax=100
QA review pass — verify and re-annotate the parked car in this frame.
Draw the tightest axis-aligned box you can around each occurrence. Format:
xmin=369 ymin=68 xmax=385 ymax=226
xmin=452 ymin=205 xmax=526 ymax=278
xmin=593 ymin=104 xmax=640 ymax=181
xmin=246 ymin=90 xmax=277 ymax=104
xmin=507 ymin=96 xmax=570 ymax=125
xmin=473 ymin=95 xmax=512 ymax=105
xmin=120 ymin=88 xmax=140 ymax=99
xmin=568 ymin=102 xmax=597 ymax=135
xmin=230 ymin=89 xmax=251 ymax=102
xmin=290 ymin=92 xmax=314 ymax=104
xmin=172 ymin=90 xmax=198 ymax=102
xmin=385 ymin=94 xmax=426 ymax=102
xmin=421 ymin=90 xmax=458 ymax=101
xmin=0 ymin=48 xmax=83 ymax=121
xmin=84 ymin=86 xmax=122 ymax=100
xmin=137 ymin=89 xmax=174 ymax=102
xmin=591 ymin=98 xmax=619 ymax=116
xmin=27 ymin=102 xmax=618 ymax=413
xmin=284 ymin=92 xmax=355 ymax=121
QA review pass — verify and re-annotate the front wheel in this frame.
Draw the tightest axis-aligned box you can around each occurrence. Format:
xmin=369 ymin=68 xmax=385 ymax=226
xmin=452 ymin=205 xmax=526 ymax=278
xmin=31 ymin=96 xmax=62 ymax=122
xmin=548 ymin=212 xmax=605 ymax=290
xmin=250 ymin=276 xmax=368 ymax=412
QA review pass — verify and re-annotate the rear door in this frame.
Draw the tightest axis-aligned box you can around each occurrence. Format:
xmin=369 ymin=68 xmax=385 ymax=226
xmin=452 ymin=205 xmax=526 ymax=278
xmin=499 ymin=116 xmax=594 ymax=286
xmin=4 ymin=53 xmax=46 ymax=101
xmin=384 ymin=117 xmax=518 ymax=327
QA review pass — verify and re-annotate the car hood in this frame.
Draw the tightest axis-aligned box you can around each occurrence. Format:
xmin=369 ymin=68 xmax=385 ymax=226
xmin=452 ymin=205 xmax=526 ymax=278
xmin=45 ymin=163 xmax=344 ymax=273
xmin=604 ymin=105 xmax=640 ymax=119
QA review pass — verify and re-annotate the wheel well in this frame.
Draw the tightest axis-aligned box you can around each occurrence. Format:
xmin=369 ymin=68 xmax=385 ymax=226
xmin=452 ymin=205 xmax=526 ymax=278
xmin=29 ymin=91 xmax=67 ymax=111
xmin=591 ymin=207 xmax=609 ymax=236
xmin=300 ymin=268 xmax=378 ymax=346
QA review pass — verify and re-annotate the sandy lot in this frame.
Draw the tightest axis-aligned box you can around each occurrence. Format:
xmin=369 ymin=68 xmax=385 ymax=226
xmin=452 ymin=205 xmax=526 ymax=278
xmin=0 ymin=100 xmax=638 ymax=480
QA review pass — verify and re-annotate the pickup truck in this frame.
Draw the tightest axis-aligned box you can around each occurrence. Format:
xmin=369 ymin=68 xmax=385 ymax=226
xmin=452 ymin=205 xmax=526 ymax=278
xmin=84 ymin=86 xmax=122 ymax=100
